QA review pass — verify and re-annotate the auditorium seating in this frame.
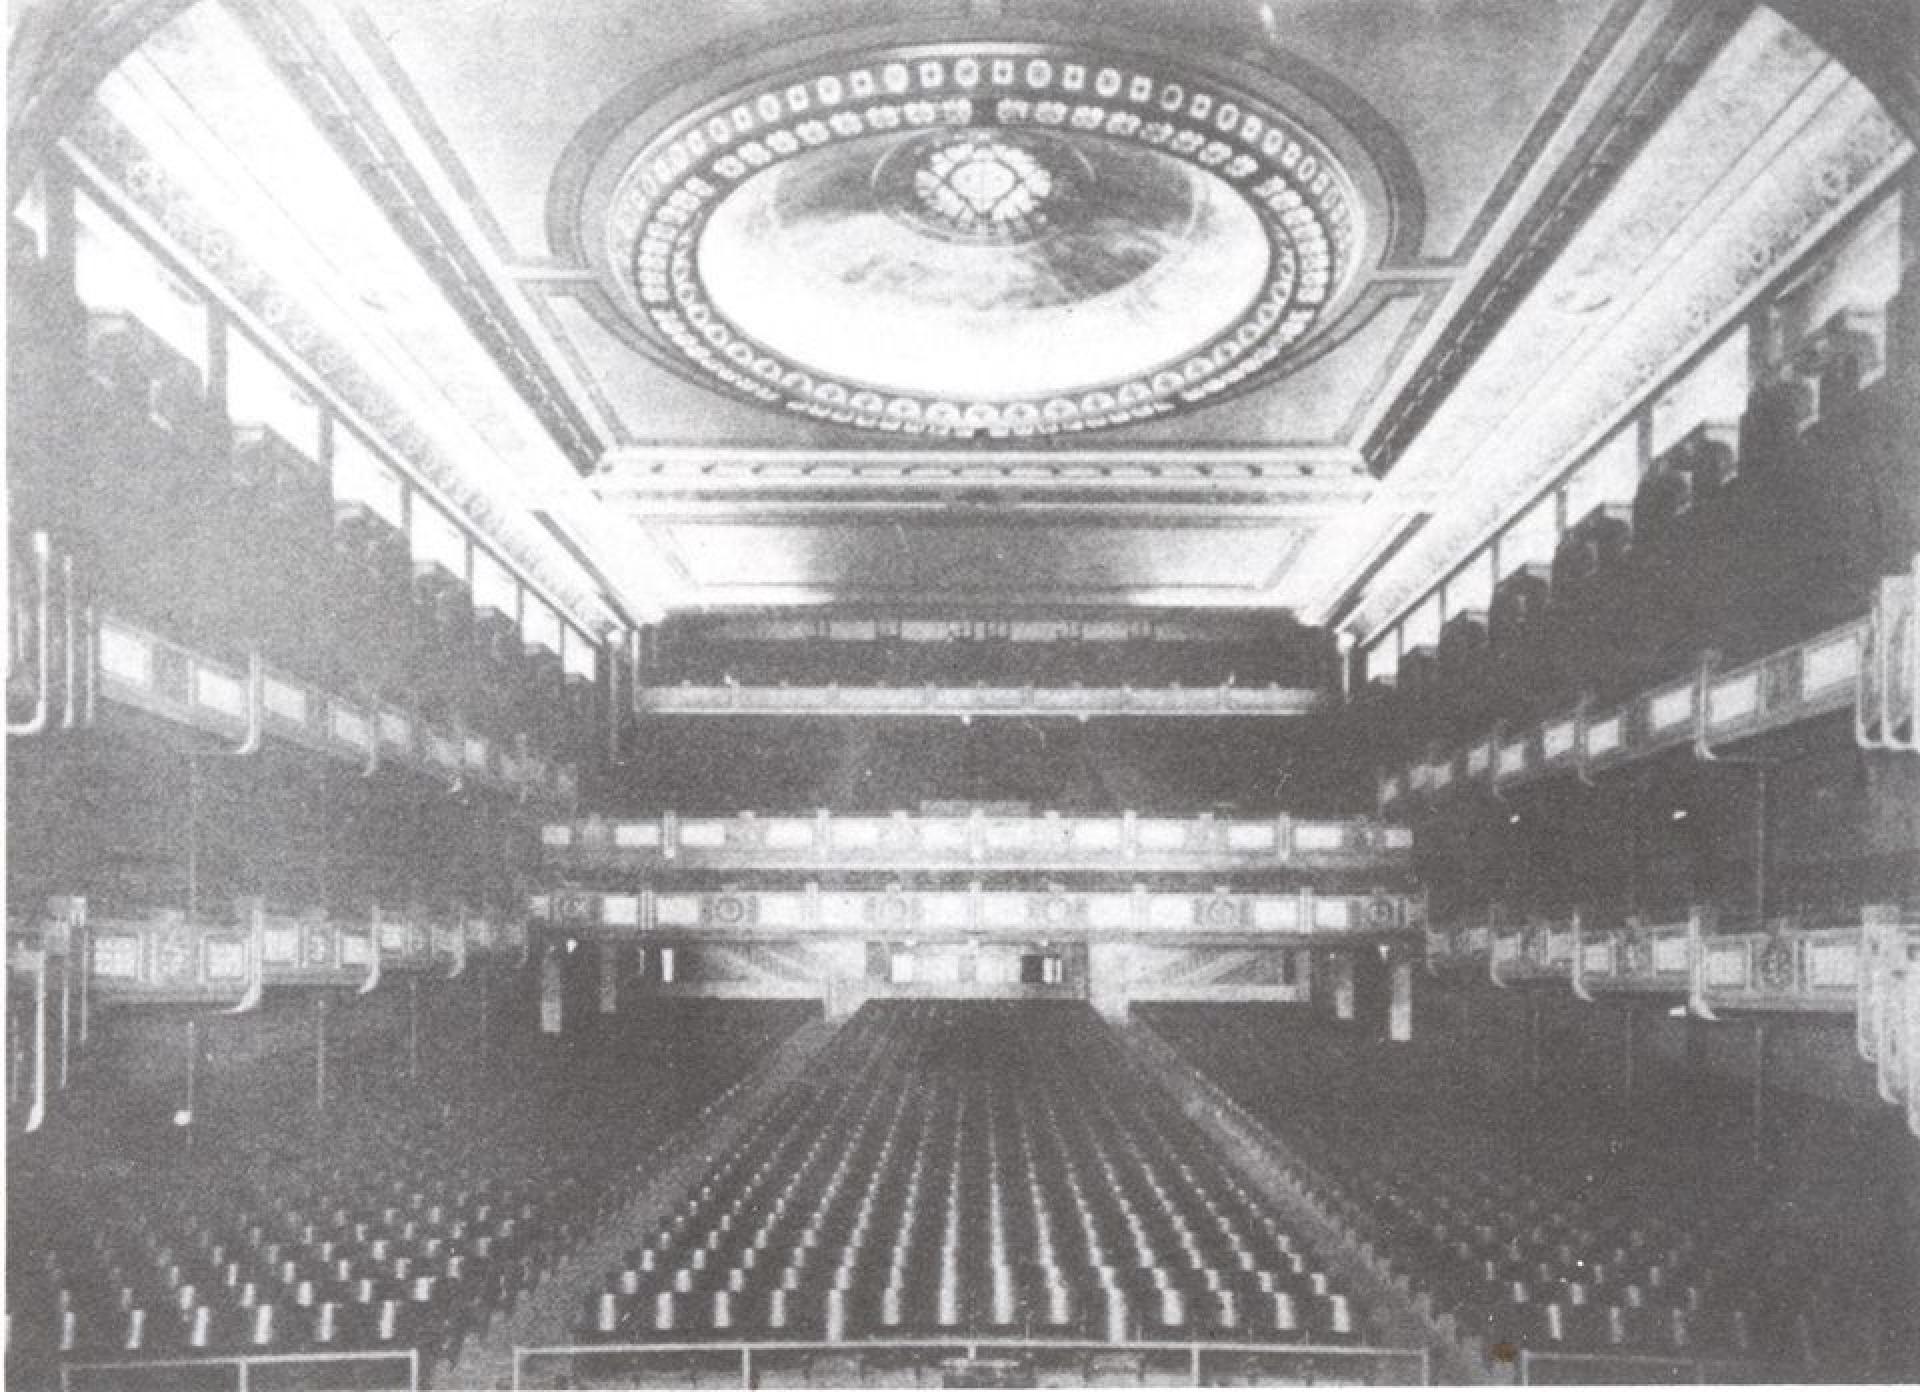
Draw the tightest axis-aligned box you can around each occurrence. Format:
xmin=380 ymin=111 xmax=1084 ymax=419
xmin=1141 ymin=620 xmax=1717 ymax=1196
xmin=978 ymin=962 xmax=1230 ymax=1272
xmin=618 ymin=716 xmax=1370 ymax=819
xmin=3 ymin=224 xmax=592 ymax=768
xmin=6 ymin=999 xmax=816 ymax=1382
xmin=576 ymin=1003 xmax=1367 ymax=1353
xmin=1366 ymin=263 xmax=1917 ymax=754
xmin=1595 ymin=341 xmax=1910 ymax=703
xmin=1139 ymin=1004 xmax=1909 ymax=1378
xmin=648 ymin=635 xmax=1334 ymax=693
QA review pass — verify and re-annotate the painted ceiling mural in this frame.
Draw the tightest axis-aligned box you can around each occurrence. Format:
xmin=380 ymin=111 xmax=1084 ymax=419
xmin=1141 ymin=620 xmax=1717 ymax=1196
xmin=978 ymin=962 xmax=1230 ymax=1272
xmin=567 ymin=44 xmax=1372 ymax=438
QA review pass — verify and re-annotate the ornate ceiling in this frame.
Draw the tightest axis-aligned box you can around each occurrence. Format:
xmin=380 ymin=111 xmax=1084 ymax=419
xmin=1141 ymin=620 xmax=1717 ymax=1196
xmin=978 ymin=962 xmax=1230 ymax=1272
xmin=565 ymin=40 xmax=1376 ymax=439
xmin=18 ymin=0 xmax=1914 ymax=625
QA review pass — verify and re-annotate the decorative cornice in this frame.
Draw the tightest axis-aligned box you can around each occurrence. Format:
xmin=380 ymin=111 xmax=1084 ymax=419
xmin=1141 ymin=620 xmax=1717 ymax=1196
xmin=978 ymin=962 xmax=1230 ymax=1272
xmin=614 ymin=501 xmax=1351 ymax=531
xmin=1349 ymin=17 xmax=1911 ymax=635
xmin=595 ymin=444 xmax=1372 ymax=504
xmin=1362 ymin=0 xmax=1749 ymax=475
xmin=226 ymin=0 xmax=604 ymax=473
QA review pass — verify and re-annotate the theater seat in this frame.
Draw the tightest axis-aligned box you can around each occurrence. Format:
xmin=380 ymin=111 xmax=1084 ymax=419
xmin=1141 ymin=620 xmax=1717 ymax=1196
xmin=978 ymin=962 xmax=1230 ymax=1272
xmin=573 ymin=1003 xmax=1365 ymax=1362
xmin=1139 ymin=1004 xmax=1888 ymax=1381
xmin=10 ymin=1000 xmax=818 ymax=1383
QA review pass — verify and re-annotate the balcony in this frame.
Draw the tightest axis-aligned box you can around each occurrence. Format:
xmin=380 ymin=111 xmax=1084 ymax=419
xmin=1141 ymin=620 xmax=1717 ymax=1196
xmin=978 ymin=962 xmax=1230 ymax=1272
xmin=540 ymin=812 xmax=1413 ymax=877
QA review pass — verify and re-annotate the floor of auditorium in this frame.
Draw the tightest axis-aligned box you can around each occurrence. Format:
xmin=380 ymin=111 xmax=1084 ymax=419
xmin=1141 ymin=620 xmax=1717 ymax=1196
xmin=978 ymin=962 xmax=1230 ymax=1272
xmin=11 ymin=993 xmax=1917 ymax=1391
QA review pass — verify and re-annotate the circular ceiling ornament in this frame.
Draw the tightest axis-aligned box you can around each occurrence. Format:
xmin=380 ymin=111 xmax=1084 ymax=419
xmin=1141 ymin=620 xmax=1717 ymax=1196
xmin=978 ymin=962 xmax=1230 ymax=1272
xmin=885 ymin=128 xmax=1072 ymax=244
xmin=581 ymin=43 xmax=1371 ymax=438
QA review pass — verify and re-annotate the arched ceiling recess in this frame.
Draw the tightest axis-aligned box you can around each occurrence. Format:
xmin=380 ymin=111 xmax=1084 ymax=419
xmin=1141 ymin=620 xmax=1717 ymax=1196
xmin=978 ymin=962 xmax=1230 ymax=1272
xmin=553 ymin=23 xmax=1422 ymax=441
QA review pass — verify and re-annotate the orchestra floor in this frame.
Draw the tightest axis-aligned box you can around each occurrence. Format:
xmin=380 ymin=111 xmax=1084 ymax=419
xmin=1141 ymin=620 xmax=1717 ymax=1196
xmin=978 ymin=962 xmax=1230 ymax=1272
xmin=11 ymin=996 xmax=1918 ymax=1389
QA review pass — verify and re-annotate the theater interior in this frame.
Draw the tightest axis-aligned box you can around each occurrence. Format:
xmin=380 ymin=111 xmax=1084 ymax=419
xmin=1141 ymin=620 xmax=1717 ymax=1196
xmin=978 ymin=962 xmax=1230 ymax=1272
xmin=6 ymin=0 xmax=1920 ymax=1387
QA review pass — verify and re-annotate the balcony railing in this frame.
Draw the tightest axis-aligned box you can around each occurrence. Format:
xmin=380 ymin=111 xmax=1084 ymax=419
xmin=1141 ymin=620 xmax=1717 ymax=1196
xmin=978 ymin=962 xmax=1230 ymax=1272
xmin=59 ymin=1347 xmax=419 ymax=1392
xmin=8 ymin=897 xmax=526 ymax=1134
xmin=531 ymin=884 xmax=1422 ymax=940
xmin=540 ymin=813 xmax=1412 ymax=875
xmin=634 ymin=682 xmax=1328 ymax=718
xmin=1427 ymin=910 xmax=1867 ymax=1009
xmin=1425 ymin=908 xmax=1920 ymax=1136
xmin=1515 ymin=1348 xmax=1777 ymax=1385
xmin=1380 ymin=613 xmax=1879 ymax=809
xmin=10 ymin=898 xmax=524 ymax=1011
xmin=84 ymin=609 xmax=574 ymax=806
xmin=7 ymin=529 xmax=579 ymax=805
xmin=7 ymin=572 xmax=572 ymax=810
xmin=511 ymin=1338 xmax=1429 ymax=1391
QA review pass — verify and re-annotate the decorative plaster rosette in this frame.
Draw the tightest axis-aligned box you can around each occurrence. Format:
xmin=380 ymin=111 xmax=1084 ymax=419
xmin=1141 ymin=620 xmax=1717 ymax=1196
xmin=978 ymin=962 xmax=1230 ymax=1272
xmin=1203 ymin=897 xmax=1241 ymax=930
xmin=581 ymin=44 xmax=1368 ymax=438
xmin=1758 ymin=931 xmax=1796 ymax=993
xmin=1621 ymin=928 xmax=1651 ymax=977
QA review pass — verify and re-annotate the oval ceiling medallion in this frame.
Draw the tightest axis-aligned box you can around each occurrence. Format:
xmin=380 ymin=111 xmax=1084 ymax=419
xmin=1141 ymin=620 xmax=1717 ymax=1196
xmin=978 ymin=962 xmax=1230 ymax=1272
xmin=585 ymin=44 xmax=1369 ymax=438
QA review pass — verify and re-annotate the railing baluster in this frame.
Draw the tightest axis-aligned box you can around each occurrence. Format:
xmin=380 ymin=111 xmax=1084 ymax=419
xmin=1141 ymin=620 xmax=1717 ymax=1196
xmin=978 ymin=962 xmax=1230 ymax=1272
xmin=8 ymin=531 xmax=54 ymax=736
xmin=59 ymin=552 xmax=78 ymax=730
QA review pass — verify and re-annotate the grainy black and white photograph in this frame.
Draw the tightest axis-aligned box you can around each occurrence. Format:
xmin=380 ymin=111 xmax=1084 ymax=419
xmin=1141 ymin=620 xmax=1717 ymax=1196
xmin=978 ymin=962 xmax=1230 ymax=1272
xmin=5 ymin=1 xmax=1920 ymax=1389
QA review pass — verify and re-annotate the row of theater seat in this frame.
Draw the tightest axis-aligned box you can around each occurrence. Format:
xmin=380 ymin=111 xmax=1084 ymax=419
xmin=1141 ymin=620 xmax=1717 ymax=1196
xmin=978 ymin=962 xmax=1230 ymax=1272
xmin=6 ymin=249 xmax=588 ymax=760
xmin=1138 ymin=1004 xmax=1910 ymax=1378
xmin=620 ymin=717 xmax=1350 ymax=819
xmin=1377 ymin=300 xmax=1918 ymax=744
xmin=1554 ymin=388 xmax=1909 ymax=687
xmin=580 ymin=1002 xmax=1367 ymax=1351
xmin=652 ymin=638 xmax=1331 ymax=692
xmin=7 ymin=997 xmax=817 ymax=1380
